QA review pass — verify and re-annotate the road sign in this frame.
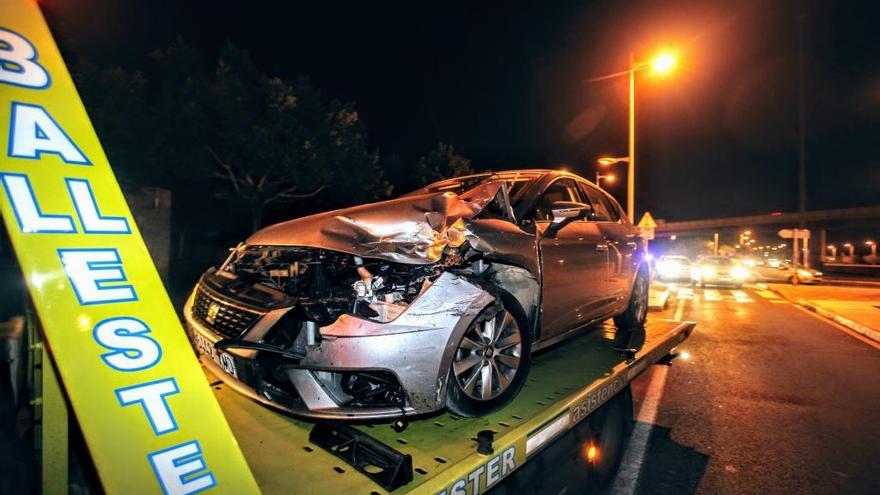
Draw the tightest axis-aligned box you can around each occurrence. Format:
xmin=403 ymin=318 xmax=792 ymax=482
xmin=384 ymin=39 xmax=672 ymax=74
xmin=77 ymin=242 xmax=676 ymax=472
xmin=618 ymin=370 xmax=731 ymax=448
xmin=778 ymin=228 xmax=810 ymax=239
xmin=637 ymin=211 xmax=657 ymax=228
xmin=638 ymin=212 xmax=656 ymax=240
xmin=0 ymin=2 xmax=258 ymax=493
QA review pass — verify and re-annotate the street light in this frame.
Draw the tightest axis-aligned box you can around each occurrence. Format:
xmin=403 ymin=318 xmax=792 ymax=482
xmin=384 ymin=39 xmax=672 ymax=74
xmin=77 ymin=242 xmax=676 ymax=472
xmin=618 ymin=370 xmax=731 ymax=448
xmin=652 ymin=54 xmax=676 ymax=73
xmin=867 ymin=240 xmax=877 ymax=257
xmin=826 ymin=244 xmax=837 ymax=259
xmin=843 ymin=243 xmax=854 ymax=257
xmin=595 ymin=172 xmax=615 ymax=191
xmin=588 ymin=51 xmax=678 ymax=223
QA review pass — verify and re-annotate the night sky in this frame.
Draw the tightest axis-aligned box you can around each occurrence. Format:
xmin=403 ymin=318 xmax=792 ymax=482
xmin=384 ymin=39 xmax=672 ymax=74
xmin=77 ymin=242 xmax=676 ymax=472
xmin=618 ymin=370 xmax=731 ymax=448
xmin=40 ymin=0 xmax=880 ymax=222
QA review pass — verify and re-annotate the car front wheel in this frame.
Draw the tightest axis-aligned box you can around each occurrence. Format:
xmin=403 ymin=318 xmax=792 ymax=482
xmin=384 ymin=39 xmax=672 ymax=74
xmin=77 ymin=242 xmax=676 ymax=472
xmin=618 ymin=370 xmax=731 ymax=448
xmin=446 ymin=294 xmax=531 ymax=417
xmin=615 ymin=269 xmax=649 ymax=331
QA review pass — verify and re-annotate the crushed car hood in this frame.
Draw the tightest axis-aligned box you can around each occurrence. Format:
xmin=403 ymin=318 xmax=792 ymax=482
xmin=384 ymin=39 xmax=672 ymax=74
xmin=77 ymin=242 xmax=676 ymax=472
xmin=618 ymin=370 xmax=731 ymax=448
xmin=246 ymin=182 xmax=507 ymax=264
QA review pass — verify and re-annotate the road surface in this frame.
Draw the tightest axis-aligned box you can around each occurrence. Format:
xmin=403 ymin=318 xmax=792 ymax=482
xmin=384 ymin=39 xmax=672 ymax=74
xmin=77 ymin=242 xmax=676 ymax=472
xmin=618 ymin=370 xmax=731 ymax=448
xmin=613 ymin=285 xmax=880 ymax=494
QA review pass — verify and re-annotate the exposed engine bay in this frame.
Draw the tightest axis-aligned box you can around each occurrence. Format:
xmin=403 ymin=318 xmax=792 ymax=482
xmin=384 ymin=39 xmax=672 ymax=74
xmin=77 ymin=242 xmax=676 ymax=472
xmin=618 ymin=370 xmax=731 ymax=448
xmin=222 ymin=245 xmax=464 ymax=325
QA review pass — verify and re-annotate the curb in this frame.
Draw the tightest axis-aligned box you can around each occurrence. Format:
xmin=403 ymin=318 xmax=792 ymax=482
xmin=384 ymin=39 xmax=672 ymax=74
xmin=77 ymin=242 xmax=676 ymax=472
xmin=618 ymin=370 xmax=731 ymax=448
xmin=761 ymin=284 xmax=880 ymax=344
xmin=822 ymin=278 xmax=880 ymax=288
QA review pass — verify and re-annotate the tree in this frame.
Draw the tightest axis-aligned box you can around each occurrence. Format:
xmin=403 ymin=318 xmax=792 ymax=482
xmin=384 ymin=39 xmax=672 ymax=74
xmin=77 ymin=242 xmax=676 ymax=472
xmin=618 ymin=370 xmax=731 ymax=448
xmin=204 ymin=43 xmax=389 ymax=230
xmin=414 ymin=142 xmax=476 ymax=185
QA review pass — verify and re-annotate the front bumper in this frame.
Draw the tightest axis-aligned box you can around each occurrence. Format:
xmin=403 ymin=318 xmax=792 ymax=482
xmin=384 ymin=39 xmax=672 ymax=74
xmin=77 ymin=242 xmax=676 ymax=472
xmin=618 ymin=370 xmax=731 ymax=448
xmin=184 ymin=271 xmax=494 ymax=420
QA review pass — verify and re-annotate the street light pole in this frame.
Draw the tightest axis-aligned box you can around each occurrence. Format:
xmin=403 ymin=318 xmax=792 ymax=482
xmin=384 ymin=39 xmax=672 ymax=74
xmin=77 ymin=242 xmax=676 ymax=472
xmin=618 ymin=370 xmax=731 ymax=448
xmin=595 ymin=172 xmax=615 ymax=191
xmin=628 ymin=52 xmax=636 ymax=223
xmin=590 ymin=50 xmax=675 ymax=224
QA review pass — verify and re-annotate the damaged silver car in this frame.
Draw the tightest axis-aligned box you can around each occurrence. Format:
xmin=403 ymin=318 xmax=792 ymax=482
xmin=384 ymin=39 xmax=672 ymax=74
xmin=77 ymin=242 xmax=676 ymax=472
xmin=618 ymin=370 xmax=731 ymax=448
xmin=184 ymin=169 xmax=649 ymax=419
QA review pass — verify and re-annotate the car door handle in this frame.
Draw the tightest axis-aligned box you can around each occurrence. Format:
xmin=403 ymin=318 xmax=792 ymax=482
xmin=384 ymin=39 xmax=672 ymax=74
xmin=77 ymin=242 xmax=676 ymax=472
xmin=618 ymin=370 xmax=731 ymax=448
xmin=596 ymin=243 xmax=608 ymax=252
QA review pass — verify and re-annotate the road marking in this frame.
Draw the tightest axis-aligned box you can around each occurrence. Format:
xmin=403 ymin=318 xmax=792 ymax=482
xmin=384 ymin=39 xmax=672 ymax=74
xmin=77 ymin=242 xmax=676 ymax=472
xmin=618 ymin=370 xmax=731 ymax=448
xmin=769 ymin=299 xmax=787 ymax=304
xmin=790 ymin=304 xmax=880 ymax=351
xmin=673 ymin=297 xmax=686 ymax=321
xmin=756 ymin=289 xmax=780 ymax=299
xmin=731 ymin=290 xmax=754 ymax=303
xmin=677 ymin=287 xmax=693 ymax=300
xmin=609 ymin=365 xmax=670 ymax=495
xmin=703 ymin=289 xmax=722 ymax=301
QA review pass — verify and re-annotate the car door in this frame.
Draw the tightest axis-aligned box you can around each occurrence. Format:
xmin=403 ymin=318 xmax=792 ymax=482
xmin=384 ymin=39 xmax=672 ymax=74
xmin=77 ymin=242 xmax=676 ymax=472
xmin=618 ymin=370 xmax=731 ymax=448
xmin=579 ymin=182 xmax=640 ymax=308
xmin=532 ymin=178 xmax=609 ymax=340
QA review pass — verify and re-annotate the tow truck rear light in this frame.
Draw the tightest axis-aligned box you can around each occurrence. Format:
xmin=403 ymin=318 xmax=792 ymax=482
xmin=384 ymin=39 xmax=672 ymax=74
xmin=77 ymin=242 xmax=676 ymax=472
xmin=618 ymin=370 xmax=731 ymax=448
xmin=585 ymin=443 xmax=599 ymax=463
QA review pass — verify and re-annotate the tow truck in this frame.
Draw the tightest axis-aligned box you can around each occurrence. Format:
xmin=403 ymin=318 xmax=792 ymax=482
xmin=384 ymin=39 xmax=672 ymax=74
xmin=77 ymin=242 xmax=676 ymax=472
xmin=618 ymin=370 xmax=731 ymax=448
xmin=25 ymin=307 xmax=692 ymax=494
xmin=204 ymin=318 xmax=694 ymax=494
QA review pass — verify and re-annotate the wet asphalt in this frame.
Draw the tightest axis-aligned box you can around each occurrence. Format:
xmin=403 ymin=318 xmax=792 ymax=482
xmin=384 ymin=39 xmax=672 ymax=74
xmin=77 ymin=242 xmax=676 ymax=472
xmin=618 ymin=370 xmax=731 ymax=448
xmin=623 ymin=286 xmax=880 ymax=494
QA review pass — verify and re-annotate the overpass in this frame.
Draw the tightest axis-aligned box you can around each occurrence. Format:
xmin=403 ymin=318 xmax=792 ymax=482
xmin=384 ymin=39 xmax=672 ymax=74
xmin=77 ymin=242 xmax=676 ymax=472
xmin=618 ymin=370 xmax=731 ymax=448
xmin=654 ymin=205 xmax=880 ymax=234
xmin=651 ymin=205 xmax=880 ymax=267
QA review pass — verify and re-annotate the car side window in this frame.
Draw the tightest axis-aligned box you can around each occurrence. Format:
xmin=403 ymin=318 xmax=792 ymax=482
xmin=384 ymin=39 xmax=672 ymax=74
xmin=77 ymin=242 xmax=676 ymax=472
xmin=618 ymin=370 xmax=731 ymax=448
xmin=579 ymin=183 xmax=618 ymax=222
xmin=531 ymin=179 xmax=582 ymax=221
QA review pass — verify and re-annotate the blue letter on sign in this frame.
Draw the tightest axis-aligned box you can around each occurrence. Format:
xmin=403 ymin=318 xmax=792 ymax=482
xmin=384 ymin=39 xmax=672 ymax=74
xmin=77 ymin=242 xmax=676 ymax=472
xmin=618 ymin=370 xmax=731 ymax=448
xmin=0 ymin=28 xmax=50 ymax=89
xmin=116 ymin=378 xmax=179 ymax=435
xmin=93 ymin=317 xmax=161 ymax=372
xmin=149 ymin=440 xmax=217 ymax=495
xmin=8 ymin=102 xmax=89 ymax=164
xmin=66 ymin=178 xmax=130 ymax=233
xmin=57 ymin=248 xmax=137 ymax=305
xmin=0 ymin=173 xmax=76 ymax=233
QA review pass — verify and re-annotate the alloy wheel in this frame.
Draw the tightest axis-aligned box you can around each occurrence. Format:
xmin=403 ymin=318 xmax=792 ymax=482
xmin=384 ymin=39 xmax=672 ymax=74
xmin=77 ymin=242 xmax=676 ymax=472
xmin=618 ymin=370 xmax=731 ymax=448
xmin=633 ymin=274 xmax=648 ymax=323
xmin=453 ymin=309 xmax=523 ymax=401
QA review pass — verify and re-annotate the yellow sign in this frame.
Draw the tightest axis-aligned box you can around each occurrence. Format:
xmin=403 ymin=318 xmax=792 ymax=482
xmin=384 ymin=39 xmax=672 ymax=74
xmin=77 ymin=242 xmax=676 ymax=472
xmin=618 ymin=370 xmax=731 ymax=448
xmin=637 ymin=211 xmax=657 ymax=229
xmin=0 ymin=1 xmax=259 ymax=493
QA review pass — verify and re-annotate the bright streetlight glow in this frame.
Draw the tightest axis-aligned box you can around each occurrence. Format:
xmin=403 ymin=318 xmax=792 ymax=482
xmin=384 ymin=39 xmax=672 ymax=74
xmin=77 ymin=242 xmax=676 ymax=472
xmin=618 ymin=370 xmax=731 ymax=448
xmin=597 ymin=156 xmax=629 ymax=166
xmin=652 ymin=53 xmax=676 ymax=73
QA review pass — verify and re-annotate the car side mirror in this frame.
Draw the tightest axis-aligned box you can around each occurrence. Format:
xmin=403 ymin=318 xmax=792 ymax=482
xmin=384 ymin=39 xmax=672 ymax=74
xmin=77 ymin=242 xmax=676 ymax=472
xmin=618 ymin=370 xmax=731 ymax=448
xmin=546 ymin=201 xmax=591 ymax=237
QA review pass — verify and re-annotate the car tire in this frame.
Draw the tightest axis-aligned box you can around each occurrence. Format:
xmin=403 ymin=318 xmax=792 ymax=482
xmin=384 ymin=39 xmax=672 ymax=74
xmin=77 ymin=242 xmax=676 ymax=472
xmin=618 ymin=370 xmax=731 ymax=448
xmin=614 ymin=268 xmax=649 ymax=339
xmin=446 ymin=292 xmax=531 ymax=417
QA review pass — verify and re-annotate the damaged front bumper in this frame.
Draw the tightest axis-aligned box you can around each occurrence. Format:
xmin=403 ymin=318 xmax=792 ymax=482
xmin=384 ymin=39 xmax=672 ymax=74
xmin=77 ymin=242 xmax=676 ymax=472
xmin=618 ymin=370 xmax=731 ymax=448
xmin=184 ymin=271 xmax=494 ymax=420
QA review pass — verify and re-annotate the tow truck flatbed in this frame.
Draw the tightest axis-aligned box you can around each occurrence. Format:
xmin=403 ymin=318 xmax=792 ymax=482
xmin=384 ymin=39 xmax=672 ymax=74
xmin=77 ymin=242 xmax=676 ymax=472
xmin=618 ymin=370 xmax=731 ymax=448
xmin=208 ymin=318 xmax=695 ymax=494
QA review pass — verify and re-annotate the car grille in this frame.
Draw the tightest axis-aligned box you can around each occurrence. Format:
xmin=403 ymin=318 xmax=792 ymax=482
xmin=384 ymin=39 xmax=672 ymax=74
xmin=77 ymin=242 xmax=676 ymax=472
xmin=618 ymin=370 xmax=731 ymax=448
xmin=192 ymin=286 xmax=263 ymax=338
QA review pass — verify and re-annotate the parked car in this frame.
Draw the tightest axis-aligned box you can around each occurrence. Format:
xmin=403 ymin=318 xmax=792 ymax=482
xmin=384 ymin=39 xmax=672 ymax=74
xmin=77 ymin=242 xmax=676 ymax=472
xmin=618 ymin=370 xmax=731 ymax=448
xmin=690 ymin=255 xmax=750 ymax=288
xmin=750 ymin=259 xmax=822 ymax=284
xmin=656 ymin=255 xmax=692 ymax=283
xmin=184 ymin=170 xmax=649 ymax=419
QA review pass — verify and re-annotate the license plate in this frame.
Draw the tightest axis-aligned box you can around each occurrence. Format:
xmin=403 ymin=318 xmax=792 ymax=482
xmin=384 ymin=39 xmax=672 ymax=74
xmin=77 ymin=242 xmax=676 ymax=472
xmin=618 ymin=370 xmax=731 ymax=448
xmin=192 ymin=331 xmax=238 ymax=379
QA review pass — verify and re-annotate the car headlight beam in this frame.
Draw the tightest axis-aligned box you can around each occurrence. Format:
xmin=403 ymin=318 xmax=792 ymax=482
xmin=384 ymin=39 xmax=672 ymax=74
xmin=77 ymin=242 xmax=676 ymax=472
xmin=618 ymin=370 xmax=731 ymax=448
xmin=732 ymin=267 xmax=749 ymax=280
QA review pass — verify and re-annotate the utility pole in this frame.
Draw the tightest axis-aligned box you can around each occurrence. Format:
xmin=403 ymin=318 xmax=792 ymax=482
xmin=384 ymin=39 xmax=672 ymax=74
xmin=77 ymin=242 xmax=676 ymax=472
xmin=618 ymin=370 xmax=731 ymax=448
xmin=628 ymin=52 xmax=636 ymax=224
xmin=797 ymin=13 xmax=807 ymax=225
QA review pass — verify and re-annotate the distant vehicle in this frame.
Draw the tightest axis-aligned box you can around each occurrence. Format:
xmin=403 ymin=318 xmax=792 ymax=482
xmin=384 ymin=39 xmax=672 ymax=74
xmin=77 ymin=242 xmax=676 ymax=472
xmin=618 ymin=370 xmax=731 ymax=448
xmin=750 ymin=259 xmax=822 ymax=284
xmin=656 ymin=255 xmax=692 ymax=282
xmin=690 ymin=255 xmax=750 ymax=288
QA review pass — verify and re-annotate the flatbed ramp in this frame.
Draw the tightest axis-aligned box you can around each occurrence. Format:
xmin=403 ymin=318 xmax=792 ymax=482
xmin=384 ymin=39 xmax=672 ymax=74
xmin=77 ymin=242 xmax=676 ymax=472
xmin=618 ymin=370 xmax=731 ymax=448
xmin=209 ymin=319 xmax=695 ymax=494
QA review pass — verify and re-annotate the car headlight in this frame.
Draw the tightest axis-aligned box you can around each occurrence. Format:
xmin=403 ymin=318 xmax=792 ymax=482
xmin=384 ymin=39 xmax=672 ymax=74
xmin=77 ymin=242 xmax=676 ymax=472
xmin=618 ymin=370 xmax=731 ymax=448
xmin=657 ymin=261 xmax=680 ymax=277
xmin=797 ymin=269 xmax=813 ymax=278
xmin=700 ymin=267 xmax=715 ymax=278
xmin=732 ymin=266 xmax=749 ymax=279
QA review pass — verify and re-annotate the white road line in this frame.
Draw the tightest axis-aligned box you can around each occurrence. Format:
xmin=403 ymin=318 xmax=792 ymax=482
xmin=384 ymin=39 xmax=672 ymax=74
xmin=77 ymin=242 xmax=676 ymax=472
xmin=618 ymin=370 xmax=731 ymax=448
xmin=756 ymin=289 xmax=780 ymax=299
xmin=673 ymin=297 xmax=686 ymax=321
xmin=609 ymin=365 xmax=670 ymax=495
xmin=703 ymin=289 xmax=722 ymax=301
xmin=732 ymin=290 xmax=754 ymax=303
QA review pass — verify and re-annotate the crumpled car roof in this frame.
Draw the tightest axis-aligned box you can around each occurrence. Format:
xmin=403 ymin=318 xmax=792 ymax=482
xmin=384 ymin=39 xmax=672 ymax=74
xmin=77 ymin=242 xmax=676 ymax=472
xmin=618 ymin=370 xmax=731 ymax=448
xmin=246 ymin=182 xmax=506 ymax=264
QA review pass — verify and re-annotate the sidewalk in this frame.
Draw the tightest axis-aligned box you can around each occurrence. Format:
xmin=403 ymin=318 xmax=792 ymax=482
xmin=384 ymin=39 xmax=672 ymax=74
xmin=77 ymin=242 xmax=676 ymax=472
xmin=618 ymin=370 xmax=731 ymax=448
xmin=763 ymin=283 xmax=880 ymax=344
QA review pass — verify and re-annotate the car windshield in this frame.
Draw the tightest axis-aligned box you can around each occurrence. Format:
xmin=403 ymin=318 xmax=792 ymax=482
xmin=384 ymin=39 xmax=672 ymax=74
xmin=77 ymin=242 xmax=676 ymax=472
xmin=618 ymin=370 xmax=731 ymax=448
xmin=702 ymin=257 xmax=734 ymax=266
xmin=662 ymin=256 xmax=690 ymax=264
xmin=405 ymin=173 xmax=539 ymax=208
